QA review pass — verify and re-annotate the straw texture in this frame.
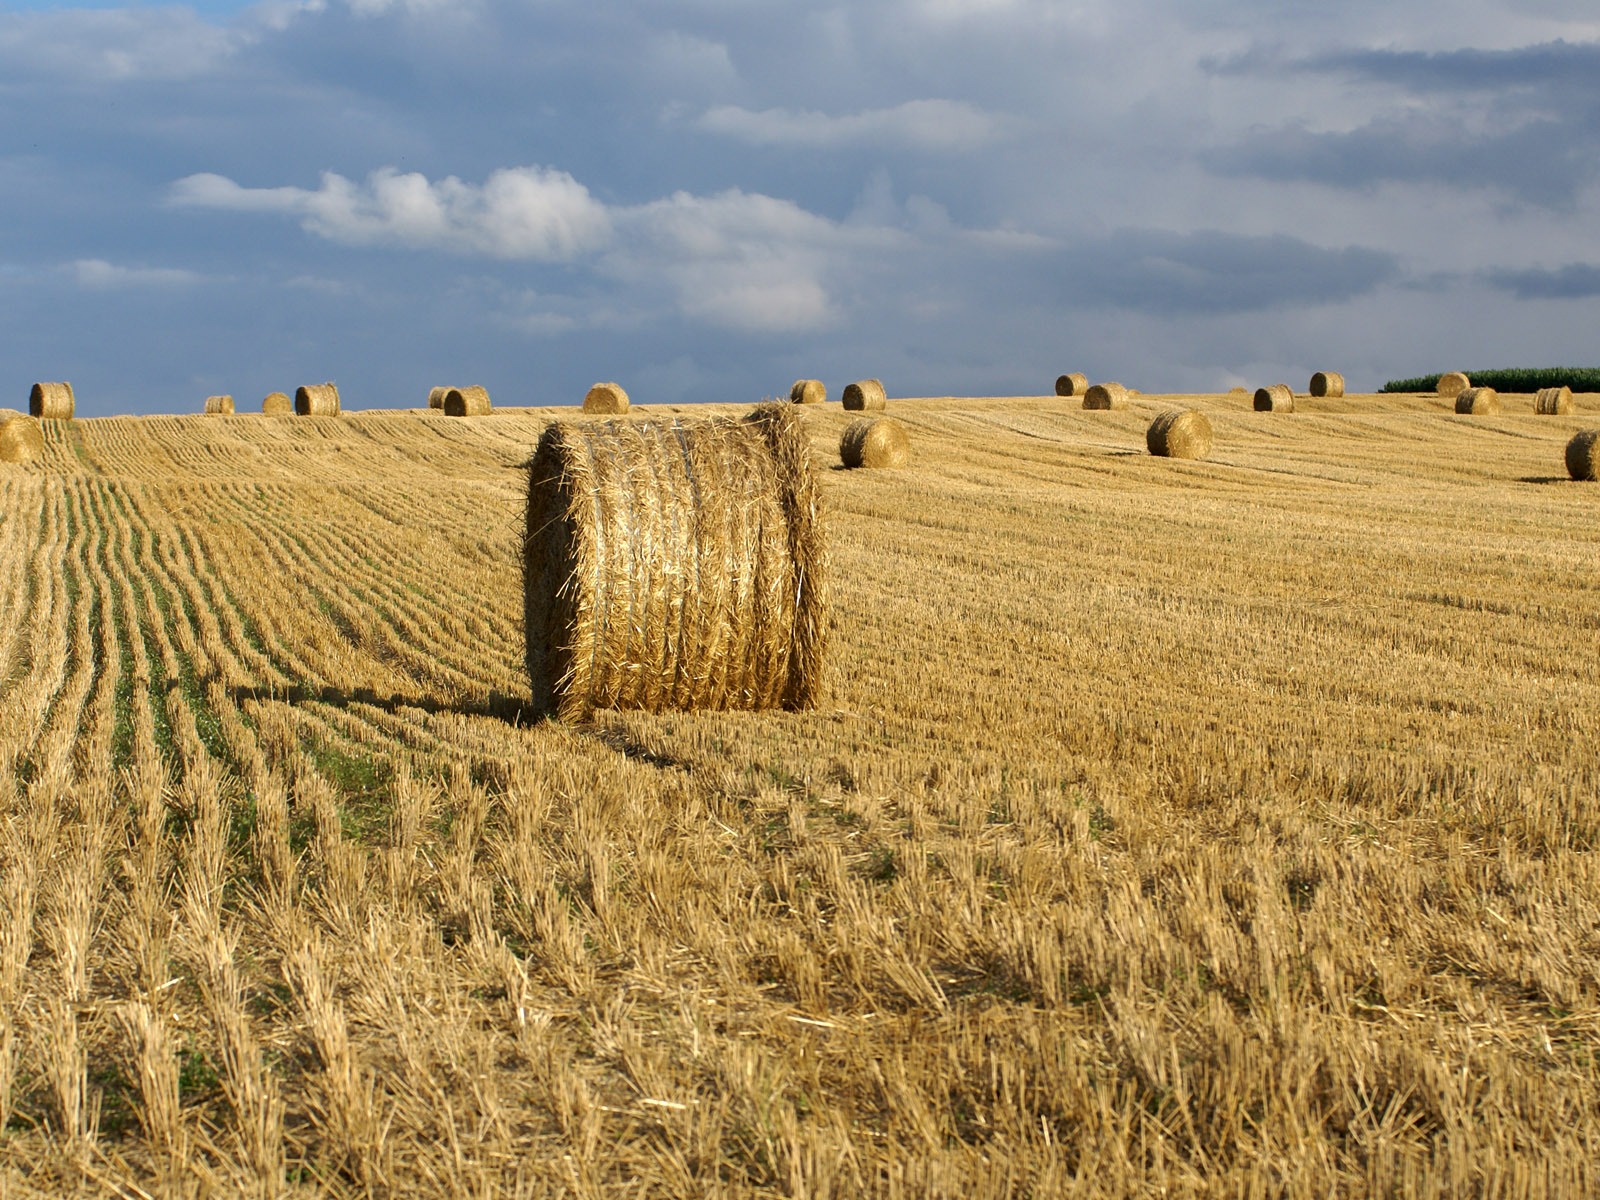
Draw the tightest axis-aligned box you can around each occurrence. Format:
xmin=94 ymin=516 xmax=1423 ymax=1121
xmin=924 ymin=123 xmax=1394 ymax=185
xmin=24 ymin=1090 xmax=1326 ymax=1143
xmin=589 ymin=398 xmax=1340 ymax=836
xmin=1055 ymin=373 xmax=1089 ymax=398
xmin=203 ymin=395 xmax=235 ymax=415
xmin=29 ymin=382 xmax=74 ymax=420
xmin=523 ymin=402 xmax=828 ymax=720
xmin=1437 ymin=372 xmax=1470 ymax=400
xmin=790 ymin=379 xmax=827 ymax=405
xmin=1536 ymin=386 xmax=1574 ymax=415
xmin=1566 ymin=430 xmax=1600 ymax=481
xmin=0 ymin=411 xmax=44 ymax=464
xmin=840 ymin=417 xmax=911 ymax=469
xmin=584 ymin=383 xmax=629 ymax=414
xmin=295 ymin=384 xmax=341 ymax=416
xmin=1309 ymin=371 xmax=1345 ymax=398
xmin=1254 ymin=384 xmax=1295 ymax=412
xmin=1083 ymin=382 xmax=1129 ymax=410
xmin=445 ymin=386 xmax=492 ymax=416
xmin=262 ymin=392 xmax=293 ymax=416
xmin=1456 ymin=388 xmax=1499 ymax=415
xmin=428 ymin=387 xmax=451 ymax=410
xmin=842 ymin=380 xmax=887 ymax=411
xmin=1147 ymin=409 xmax=1213 ymax=459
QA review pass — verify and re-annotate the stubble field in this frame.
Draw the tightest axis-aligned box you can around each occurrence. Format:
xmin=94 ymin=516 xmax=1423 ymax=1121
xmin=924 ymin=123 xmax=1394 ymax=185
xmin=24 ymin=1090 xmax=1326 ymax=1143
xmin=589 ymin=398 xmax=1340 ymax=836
xmin=0 ymin=392 xmax=1597 ymax=1198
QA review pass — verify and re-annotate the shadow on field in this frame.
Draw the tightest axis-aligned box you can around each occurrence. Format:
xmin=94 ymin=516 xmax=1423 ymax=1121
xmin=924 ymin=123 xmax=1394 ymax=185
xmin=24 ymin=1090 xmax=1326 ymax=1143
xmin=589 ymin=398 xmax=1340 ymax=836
xmin=226 ymin=682 xmax=538 ymax=725
xmin=1517 ymin=475 xmax=1574 ymax=485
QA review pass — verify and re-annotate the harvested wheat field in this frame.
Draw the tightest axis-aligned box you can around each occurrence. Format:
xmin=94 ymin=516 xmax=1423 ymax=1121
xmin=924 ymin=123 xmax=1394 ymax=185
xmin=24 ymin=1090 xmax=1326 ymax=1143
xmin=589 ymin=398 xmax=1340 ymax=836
xmin=0 ymin=392 xmax=1597 ymax=1198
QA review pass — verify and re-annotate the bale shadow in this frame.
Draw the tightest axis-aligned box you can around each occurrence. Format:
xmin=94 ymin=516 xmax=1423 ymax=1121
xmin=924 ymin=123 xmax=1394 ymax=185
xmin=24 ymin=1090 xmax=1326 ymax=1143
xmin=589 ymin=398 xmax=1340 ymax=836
xmin=1517 ymin=475 xmax=1576 ymax=485
xmin=225 ymin=681 xmax=540 ymax=726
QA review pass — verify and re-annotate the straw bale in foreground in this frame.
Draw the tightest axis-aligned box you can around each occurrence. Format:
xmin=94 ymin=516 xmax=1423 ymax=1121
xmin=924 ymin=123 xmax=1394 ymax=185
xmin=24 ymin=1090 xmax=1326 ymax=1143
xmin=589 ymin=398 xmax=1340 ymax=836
xmin=1566 ymin=430 xmax=1600 ymax=481
xmin=1055 ymin=373 xmax=1089 ymax=398
xmin=29 ymin=382 xmax=74 ymax=420
xmin=1147 ymin=409 xmax=1213 ymax=459
xmin=262 ymin=392 xmax=293 ymax=416
xmin=584 ymin=382 xmax=629 ymax=414
xmin=1455 ymin=387 xmax=1499 ymax=415
xmin=840 ymin=417 xmax=910 ymax=468
xmin=1083 ymin=382 xmax=1129 ymax=410
xmin=841 ymin=379 xmax=887 ymax=410
xmin=523 ymin=402 xmax=827 ymax=720
xmin=0 ymin=410 xmax=44 ymax=464
xmin=1254 ymin=384 xmax=1295 ymax=412
xmin=1536 ymin=386 xmax=1574 ymax=415
xmin=790 ymin=379 xmax=826 ymax=405
xmin=1437 ymin=372 xmax=1470 ymax=399
xmin=1309 ymin=371 xmax=1345 ymax=398
xmin=295 ymin=383 xmax=341 ymax=416
xmin=203 ymin=395 xmax=234 ymax=415
xmin=445 ymin=385 xmax=492 ymax=416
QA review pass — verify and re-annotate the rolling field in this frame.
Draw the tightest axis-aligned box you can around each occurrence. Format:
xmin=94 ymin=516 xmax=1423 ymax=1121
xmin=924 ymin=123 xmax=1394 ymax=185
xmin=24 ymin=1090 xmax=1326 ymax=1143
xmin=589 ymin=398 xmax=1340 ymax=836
xmin=1 ymin=393 xmax=1597 ymax=1197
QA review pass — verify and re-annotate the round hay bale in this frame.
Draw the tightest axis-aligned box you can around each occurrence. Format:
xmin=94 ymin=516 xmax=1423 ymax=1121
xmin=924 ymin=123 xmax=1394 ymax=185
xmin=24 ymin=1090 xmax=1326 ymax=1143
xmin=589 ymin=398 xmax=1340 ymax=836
xmin=1536 ymin=386 xmax=1574 ymax=415
xmin=203 ymin=394 xmax=234 ymax=415
xmin=1228 ymin=386 xmax=1249 ymax=397
xmin=1566 ymin=430 xmax=1600 ymax=481
xmin=444 ymin=385 xmax=492 ymax=416
xmin=29 ymin=382 xmax=74 ymax=420
xmin=1455 ymin=387 xmax=1499 ymax=415
xmin=1055 ymin=373 xmax=1089 ymax=398
xmin=790 ymin=379 xmax=826 ymax=405
xmin=1253 ymin=384 xmax=1295 ymax=412
xmin=583 ymin=382 xmax=629 ymax=414
xmin=295 ymin=383 xmax=341 ymax=416
xmin=1437 ymin=371 xmax=1470 ymax=400
xmin=1146 ymin=409 xmax=1213 ymax=460
xmin=523 ymin=402 xmax=827 ymax=720
xmin=841 ymin=379 xmax=887 ymax=411
xmin=1082 ymin=382 xmax=1129 ymax=410
xmin=262 ymin=392 xmax=293 ymax=416
xmin=427 ymin=386 xmax=451 ymax=410
xmin=0 ymin=411 xmax=45 ymax=465
xmin=840 ymin=417 xmax=910 ymax=469
xmin=1309 ymin=371 xmax=1345 ymax=398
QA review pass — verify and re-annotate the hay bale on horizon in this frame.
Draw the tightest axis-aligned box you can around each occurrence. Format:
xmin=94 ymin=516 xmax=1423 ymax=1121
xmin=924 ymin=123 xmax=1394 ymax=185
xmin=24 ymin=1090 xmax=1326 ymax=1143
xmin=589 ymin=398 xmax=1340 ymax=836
xmin=523 ymin=402 xmax=827 ymax=720
xmin=1437 ymin=372 xmax=1470 ymax=400
xmin=1083 ymin=382 xmax=1129 ymax=410
xmin=840 ymin=417 xmax=910 ymax=468
xmin=445 ymin=385 xmax=492 ymax=416
xmin=29 ymin=382 xmax=74 ymax=420
xmin=1456 ymin=387 xmax=1499 ymax=415
xmin=584 ymin=382 xmax=629 ymax=414
xmin=1567 ymin=430 xmax=1600 ymax=480
xmin=1228 ymin=386 xmax=1249 ymax=397
xmin=841 ymin=379 xmax=887 ymax=410
xmin=203 ymin=395 xmax=235 ymax=415
xmin=1254 ymin=384 xmax=1295 ymax=412
xmin=427 ymin=386 xmax=451 ymax=410
xmin=790 ymin=379 xmax=826 ymax=405
xmin=1147 ymin=409 xmax=1213 ymax=459
xmin=0 ymin=410 xmax=44 ymax=465
xmin=1536 ymin=386 xmax=1574 ymax=415
xmin=1309 ymin=371 xmax=1345 ymax=398
xmin=262 ymin=392 xmax=292 ymax=416
xmin=1055 ymin=373 xmax=1089 ymax=398
xmin=295 ymin=383 xmax=341 ymax=416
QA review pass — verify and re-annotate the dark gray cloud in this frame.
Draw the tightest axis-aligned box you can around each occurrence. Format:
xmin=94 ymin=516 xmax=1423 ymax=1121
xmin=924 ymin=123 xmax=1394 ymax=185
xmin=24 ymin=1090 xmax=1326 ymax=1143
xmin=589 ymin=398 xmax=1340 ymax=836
xmin=1484 ymin=262 xmax=1600 ymax=298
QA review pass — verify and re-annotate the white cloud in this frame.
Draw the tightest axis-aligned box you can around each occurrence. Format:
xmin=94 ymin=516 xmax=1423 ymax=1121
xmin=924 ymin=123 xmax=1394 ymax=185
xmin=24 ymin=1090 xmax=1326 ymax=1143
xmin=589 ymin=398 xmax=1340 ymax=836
xmin=71 ymin=259 xmax=208 ymax=289
xmin=697 ymin=99 xmax=1005 ymax=151
xmin=0 ymin=8 xmax=239 ymax=82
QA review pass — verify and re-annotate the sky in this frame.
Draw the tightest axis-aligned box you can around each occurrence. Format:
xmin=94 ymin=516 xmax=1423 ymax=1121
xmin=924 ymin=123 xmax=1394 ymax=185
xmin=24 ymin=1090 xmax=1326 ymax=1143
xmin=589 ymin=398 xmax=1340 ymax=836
xmin=4 ymin=0 xmax=1600 ymax=414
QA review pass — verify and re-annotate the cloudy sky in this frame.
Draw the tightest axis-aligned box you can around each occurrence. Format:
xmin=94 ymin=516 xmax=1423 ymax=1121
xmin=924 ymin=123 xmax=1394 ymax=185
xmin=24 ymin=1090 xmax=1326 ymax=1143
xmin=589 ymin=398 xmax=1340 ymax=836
xmin=4 ymin=0 xmax=1600 ymax=414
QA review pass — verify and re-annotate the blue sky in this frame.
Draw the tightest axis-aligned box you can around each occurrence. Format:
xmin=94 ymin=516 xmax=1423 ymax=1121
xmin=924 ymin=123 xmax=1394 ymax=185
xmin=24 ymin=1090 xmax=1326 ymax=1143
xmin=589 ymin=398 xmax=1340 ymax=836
xmin=5 ymin=0 xmax=1600 ymax=414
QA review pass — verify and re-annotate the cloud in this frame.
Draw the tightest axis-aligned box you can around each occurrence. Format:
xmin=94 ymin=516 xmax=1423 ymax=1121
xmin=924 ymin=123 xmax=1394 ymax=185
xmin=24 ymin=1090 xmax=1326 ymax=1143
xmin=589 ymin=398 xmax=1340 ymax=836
xmin=1483 ymin=263 xmax=1600 ymax=299
xmin=0 ymin=7 xmax=239 ymax=82
xmin=71 ymin=259 xmax=208 ymax=289
xmin=697 ymin=99 xmax=1005 ymax=151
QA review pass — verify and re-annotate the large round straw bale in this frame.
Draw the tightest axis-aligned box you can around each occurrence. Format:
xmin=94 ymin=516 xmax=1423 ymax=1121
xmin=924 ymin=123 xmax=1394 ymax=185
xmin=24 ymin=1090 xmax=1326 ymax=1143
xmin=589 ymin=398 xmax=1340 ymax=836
xmin=262 ymin=392 xmax=292 ymax=416
xmin=840 ymin=417 xmax=910 ymax=469
xmin=790 ymin=379 xmax=826 ymax=405
xmin=29 ymin=382 xmax=74 ymax=420
xmin=1536 ymin=386 xmax=1574 ymax=415
xmin=0 ymin=411 xmax=45 ymax=464
xmin=1437 ymin=372 xmax=1470 ymax=399
xmin=203 ymin=394 xmax=234 ymax=415
xmin=1455 ymin=387 xmax=1499 ymax=415
xmin=1567 ymin=430 xmax=1600 ymax=480
xmin=1146 ymin=409 xmax=1213 ymax=459
xmin=444 ymin=385 xmax=492 ymax=416
xmin=1083 ymin=382 xmax=1129 ymax=410
xmin=295 ymin=383 xmax=341 ymax=416
xmin=1055 ymin=373 xmax=1089 ymax=398
xmin=1309 ymin=371 xmax=1345 ymax=398
xmin=1254 ymin=384 xmax=1295 ymax=412
xmin=427 ymin=386 xmax=451 ymax=410
xmin=841 ymin=379 xmax=887 ymax=410
xmin=583 ymin=382 xmax=629 ymax=414
xmin=523 ymin=402 xmax=827 ymax=720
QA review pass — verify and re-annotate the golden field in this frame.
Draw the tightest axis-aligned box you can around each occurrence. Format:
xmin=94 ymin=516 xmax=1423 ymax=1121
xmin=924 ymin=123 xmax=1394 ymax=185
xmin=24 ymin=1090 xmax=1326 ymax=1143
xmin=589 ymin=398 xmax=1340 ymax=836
xmin=0 ymin=392 xmax=1596 ymax=1198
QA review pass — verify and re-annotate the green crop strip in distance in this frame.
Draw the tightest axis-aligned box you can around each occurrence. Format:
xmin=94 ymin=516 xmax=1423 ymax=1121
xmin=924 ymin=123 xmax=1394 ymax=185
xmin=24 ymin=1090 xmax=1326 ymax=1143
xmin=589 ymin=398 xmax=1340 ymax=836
xmin=1382 ymin=367 xmax=1600 ymax=393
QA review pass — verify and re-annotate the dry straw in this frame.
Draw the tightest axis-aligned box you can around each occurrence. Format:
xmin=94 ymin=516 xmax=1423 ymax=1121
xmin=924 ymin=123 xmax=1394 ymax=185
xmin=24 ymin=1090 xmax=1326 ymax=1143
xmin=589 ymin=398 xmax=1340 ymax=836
xmin=444 ymin=386 xmax=492 ymax=416
xmin=1254 ymin=384 xmax=1295 ymax=412
xmin=1055 ymin=373 xmax=1089 ymax=398
xmin=295 ymin=383 xmax=341 ymax=416
xmin=1437 ymin=372 xmax=1470 ymax=399
xmin=1147 ymin=409 xmax=1213 ymax=459
xmin=840 ymin=417 xmax=911 ymax=468
xmin=1536 ymin=386 xmax=1574 ymax=415
xmin=790 ymin=379 xmax=826 ymax=405
xmin=842 ymin=379 xmax=887 ymax=410
xmin=1566 ymin=430 xmax=1600 ymax=481
xmin=1309 ymin=371 xmax=1345 ymax=398
xmin=203 ymin=395 xmax=235 ymax=415
xmin=1083 ymin=382 xmax=1129 ymax=410
xmin=0 ymin=410 xmax=44 ymax=465
xmin=583 ymin=383 xmax=629 ymax=414
xmin=523 ymin=402 xmax=827 ymax=720
xmin=29 ymin=382 xmax=74 ymax=420
xmin=262 ymin=392 xmax=292 ymax=416
xmin=1456 ymin=387 xmax=1500 ymax=415
xmin=1228 ymin=386 xmax=1249 ymax=397
xmin=427 ymin=387 xmax=451 ymax=410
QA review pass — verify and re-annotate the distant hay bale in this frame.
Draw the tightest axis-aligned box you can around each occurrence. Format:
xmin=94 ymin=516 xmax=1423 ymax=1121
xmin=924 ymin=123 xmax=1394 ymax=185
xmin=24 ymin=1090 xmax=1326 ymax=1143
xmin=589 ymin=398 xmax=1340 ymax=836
xmin=444 ymin=385 xmax=492 ymax=416
xmin=1146 ymin=409 xmax=1213 ymax=460
xmin=203 ymin=395 xmax=234 ymax=415
xmin=1567 ymin=430 xmax=1600 ymax=480
xmin=1455 ymin=387 xmax=1499 ymax=415
xmin=29 ymin=382 xmax=74 ymax=420
xmin=583 ymin=382 xmax=629 ymax=414
xmin=427 ymin=386 xmax=451 ymax=410
xmin=1437 ymin=371 xmax=1470 ymax=399
xmin=1536 ymin=386 xmax=1574 ymax=415
xmin=0 ymin=411 xmax=44 ymax=465
xmin=1082 ymin=382 xmax=1129 ymax=410
xmin=1309 ymin=371 xmax=1345 ymax=398
xmin=790 ymin=379 xmax=826 ymax=405
xmin=1228 ymin=386 xmax=1249 ymax=397
xmin=841 ymin=379 xmax=887 ymax=410
xmin=1254 ymin=384 xmax=1295 ymax=412
xmin=1055 ymin=373 xmax=1089 ymax=398
xmin=295 ymin=383 xmax=341 ymax=416
xmin=523 ymin=402 xmax=827 ymax=720
xmin=262 ymin=392 xmax=292 ymax=416
xmin=840 ymin=417 xmax=910 ymax=468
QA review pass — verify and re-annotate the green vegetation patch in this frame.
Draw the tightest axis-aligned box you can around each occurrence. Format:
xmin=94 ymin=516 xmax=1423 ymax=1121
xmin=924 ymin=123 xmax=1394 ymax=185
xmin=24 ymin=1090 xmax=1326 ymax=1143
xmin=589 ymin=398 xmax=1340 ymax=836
xmin=1382 ymin=367 xmax=1600 ymax=393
